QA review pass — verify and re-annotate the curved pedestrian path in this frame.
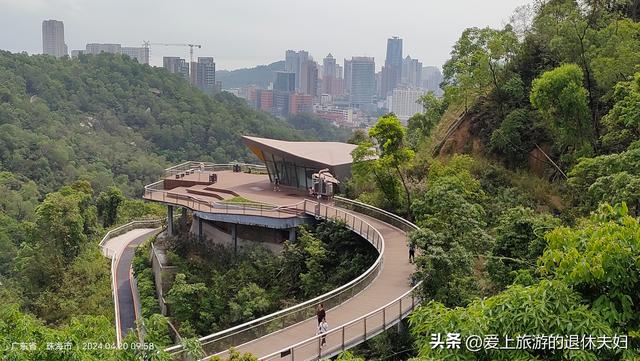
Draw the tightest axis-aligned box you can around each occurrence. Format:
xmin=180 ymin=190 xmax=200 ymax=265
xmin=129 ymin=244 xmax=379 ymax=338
xmin=224 ymin=207 xmax=415 ymax=361
xmin=138 ymin=164 xmax=421 ymax=360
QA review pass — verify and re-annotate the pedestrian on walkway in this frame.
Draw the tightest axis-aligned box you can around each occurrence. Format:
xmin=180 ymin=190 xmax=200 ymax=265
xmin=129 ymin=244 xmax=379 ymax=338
xmin=409 ymin=242 xmax=416 ymax=263
xmin=316 ymin=303 xmax=326 ymax=325
xmin=317 ymin=318 xmax=328 ymax=348
xmin=273 ymin=175 xmax=280 ymax=191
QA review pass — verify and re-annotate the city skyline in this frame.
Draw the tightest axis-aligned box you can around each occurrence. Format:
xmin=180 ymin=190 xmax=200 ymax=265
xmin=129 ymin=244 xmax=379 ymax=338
xmin=1 ymin=0 xmax=528 ymax=71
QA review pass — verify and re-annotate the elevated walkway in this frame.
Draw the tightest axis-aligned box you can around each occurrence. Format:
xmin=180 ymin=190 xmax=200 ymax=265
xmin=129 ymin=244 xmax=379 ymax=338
xmin=141 ymin=163 xmax=421 ymax=360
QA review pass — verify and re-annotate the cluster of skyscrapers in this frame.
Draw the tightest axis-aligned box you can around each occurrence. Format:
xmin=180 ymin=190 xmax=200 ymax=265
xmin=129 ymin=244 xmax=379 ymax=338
xmin=162 ymin=56 xmax=219 ymax=95
xmin=41 ymin=20 xmax=442 ymax=125
xmin=41 ymin=19 xmax=218 ymax=95
xmin=233 ymin=36 xmax=443 ymax=125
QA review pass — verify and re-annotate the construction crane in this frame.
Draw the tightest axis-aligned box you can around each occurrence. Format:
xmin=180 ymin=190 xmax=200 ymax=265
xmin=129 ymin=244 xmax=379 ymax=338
xmin=142 ymin=41 xmax=202 ymax=65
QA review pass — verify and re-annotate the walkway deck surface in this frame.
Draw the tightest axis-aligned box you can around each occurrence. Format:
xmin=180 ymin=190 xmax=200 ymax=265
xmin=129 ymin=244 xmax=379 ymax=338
xmin=215 ymin=212 xmax=414 ymax=360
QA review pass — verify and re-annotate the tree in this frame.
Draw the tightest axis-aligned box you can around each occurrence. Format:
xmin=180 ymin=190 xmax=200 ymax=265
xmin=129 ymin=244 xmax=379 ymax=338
xmin=347 ymin=129 xmax=369 ymax=145
xmin=368 ymin=115 xmax=414 ymax=218
xmin=35 ymin=190 xmax=88 ymax=263
xmin=442 ymin=26 xmax=518 ymax=111
xmin=600 ymin=72 xmax=640 ymax=152
xmin=539 ymin=203 xmax=640 ymax=330
xmin=487 ymin=206 xmax=560 ymax=289
xmin=530 ymin=64 xmax=593 ymax=151
xmin=407 ymin=92 xmax=447 ymax=147
xmin=567 ymin=146 xmax=640 ymax=214
xmin=96 ymin=186 xmax=125 ymax=228
xmin=409 ymin=280 xmax=619 ymax=360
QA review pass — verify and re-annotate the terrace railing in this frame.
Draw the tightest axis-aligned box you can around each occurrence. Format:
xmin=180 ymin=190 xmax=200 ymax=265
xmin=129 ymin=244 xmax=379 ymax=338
xmin=164 ymin=200 xmax=385 ymax=359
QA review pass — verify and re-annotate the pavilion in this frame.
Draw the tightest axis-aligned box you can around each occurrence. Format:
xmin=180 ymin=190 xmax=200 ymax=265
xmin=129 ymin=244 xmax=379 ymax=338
xmin=242 ymin=135 xmax=357 ymax=190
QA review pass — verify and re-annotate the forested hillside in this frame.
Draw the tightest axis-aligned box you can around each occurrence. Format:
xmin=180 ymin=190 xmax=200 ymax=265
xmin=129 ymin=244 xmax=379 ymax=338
xmin=215 ymin=60 xmax=284 ymax=89
xmin=0 ymin=52 xmax=340 ymax=196
xmin=343 ymin=1 xmax=640 ymax=360
xmin=0 ymin=51 xmax=348 ymax=360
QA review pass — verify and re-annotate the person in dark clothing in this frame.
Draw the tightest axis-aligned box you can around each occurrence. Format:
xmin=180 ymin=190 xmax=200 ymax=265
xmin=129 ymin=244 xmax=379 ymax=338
xmin=273 ymin=175 xmax=280 ymax=191
xmin=316 ymin=303 xmax=326 ymax=325
xmin=409 ymin=243 xmax=416 ymax=263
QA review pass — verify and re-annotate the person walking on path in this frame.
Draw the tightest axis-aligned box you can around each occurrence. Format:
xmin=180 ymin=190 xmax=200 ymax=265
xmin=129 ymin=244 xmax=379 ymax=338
xmin=273 ymin=175 xmax=280 ymax=192
xmin=317 ymin=318 xmax=329 ymax=348
xmin=409 ymin=242 xmax=416 ymax=263
xmin=316 ymin=303 xmax=326 ymax=325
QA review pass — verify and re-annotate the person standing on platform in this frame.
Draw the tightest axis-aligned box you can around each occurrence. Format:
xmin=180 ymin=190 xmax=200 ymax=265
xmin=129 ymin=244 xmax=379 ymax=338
xmin=316 ymin=303 xmax=326 ymax=325
xmin=409 ymin=242 xmax=416 ymax=263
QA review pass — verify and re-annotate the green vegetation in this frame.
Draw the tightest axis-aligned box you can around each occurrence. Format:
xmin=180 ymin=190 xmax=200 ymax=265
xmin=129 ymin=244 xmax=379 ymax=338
xmin=215 ymin=60 xmax=284 ymax=89
xmin=0 ymin=51 xmax=349 ymax=197
xmin=343 ymin=1 xmax=640 ymax=359
xmin=0 ymin=50 xmax=354 ymax=360
xmin=134 ymin=220 xmax=376 ymax=338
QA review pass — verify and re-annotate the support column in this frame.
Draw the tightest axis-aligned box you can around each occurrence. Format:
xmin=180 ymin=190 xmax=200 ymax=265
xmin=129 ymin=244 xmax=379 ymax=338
xmin=288 ymin=228 xmax=296 ymax=242
xmin=198 ymin=217 xmax=203 ymax=241
xmin=232 ymin=223 xmax=238 ymax=254
xmin=167 ymin=205 xmax=174 ymax=236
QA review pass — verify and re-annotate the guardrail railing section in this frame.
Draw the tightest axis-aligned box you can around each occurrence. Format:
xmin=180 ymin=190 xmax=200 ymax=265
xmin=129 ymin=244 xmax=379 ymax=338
xmin=165 ymin=200 xmax=385 ymax=360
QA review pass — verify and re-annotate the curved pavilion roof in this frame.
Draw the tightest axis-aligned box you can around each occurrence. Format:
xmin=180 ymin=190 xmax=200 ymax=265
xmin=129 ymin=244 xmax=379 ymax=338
xmin=242 ymin=135 xmax=357 ymax=167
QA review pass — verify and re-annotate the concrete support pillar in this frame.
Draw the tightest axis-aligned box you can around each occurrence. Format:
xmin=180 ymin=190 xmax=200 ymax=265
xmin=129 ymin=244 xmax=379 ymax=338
xmin=167 ymin=205 xmax=174 ymax=236
xmin=198 ymin=217 xmax=203 ymax=241
xmin=232 ymin=223 xmax=238 ymax=254
xmin=288 ymin=228 xmax=296 ymax=242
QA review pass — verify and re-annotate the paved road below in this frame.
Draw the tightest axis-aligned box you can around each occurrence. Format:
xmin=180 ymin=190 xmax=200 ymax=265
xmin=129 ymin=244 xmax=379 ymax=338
xmin=115 ymin=228 xmax=158 ymax=339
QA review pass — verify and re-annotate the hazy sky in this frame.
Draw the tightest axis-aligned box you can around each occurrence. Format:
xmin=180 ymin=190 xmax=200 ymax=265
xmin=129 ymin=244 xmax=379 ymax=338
xmin=0 ymin=0 xmax=528 ymax=71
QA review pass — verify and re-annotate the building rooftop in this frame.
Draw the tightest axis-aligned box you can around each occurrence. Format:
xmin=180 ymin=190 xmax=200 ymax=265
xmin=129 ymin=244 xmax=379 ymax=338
xmin=242 ymin=136 xmax=357 ymax=167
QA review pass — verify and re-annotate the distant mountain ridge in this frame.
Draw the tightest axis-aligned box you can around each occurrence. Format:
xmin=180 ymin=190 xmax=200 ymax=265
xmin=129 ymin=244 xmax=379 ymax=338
xmin=216 ymin=60 xmax=284 ymax=89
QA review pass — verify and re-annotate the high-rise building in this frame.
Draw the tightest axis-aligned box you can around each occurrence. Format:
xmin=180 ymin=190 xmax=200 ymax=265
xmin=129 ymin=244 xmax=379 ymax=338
xmin=42 ymin=20 xmax=67 ymax=58
xmin=388 ymin=88 xmax=425 ymax=123
xmin=344 ymin=59 xmax=352 ymax=95
xmin=349 ymin=57 xmax=376 ymax=106
xmin=401 ymin=56 xmax=422 ymax=88
xmin=195 ymin=57 xmax=216 ymax=95
xmin=381 ymin=36 xmax=403 ymax=97
xmin=322 ymin=53 xmax=338 ymax=96
xmin=163 ymin=57 xmax=190 ymax=81
xmin=273 ymin=72 xmax=296 ymax=116
xmin=274 ymin=72 xmax=296 ymax=92
xmin=121 ymin=47 xmax=150 ymax=64
xmin=422 ymin=66 xmax=444 ymax=96
xmin=304 ymin=61 xmax=319 ymax=97
xmin=285 ymin=50 xmax=310 ymax=93
xmin=85 ymin=43 xmax=121 ymax=55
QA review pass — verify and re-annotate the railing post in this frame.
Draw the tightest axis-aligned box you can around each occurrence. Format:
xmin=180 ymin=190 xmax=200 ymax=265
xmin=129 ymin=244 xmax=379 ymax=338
xmin=383 ymin=307 xmax=386 ymax=330
xmin=342 ymin=326 xmax=345 ymax=350
xmin=363 ymin=317 xmax=367 ymax=341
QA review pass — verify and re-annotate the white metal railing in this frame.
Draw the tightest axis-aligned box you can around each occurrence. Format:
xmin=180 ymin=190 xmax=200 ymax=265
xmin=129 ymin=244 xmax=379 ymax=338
xmin=99 ymin=219 xmax=164 ymax=347
xmin=164 ymin=162 xmax=267 ymax=178
xmin=259 ymin=284 xmax=420 ymax=361
xmin=334 ymin=196 xmax=417 ymax=233
xmin=144 ymin=180 xmax=304 ymax=219
xmin=259 ymin=197 xmax=422 ymax=361
xmin=164 ymin=200 xmax=385 ymax=359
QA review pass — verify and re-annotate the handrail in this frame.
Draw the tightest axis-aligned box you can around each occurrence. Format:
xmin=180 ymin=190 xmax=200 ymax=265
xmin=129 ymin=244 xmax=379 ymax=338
xmin=163 ymin=162 xmax=267 ymax=178
xmin=259 ymin=199 xmax=422 ymax=361
xmin=259 ymin=283 xmax=421 ymax=361
xmin=164 ymin=200 xmax=385 ymax=358
xmin=334 ymin=196 xmax=419 ymax=233
xmin=98 ymin=219 xmax=164 ymax=348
